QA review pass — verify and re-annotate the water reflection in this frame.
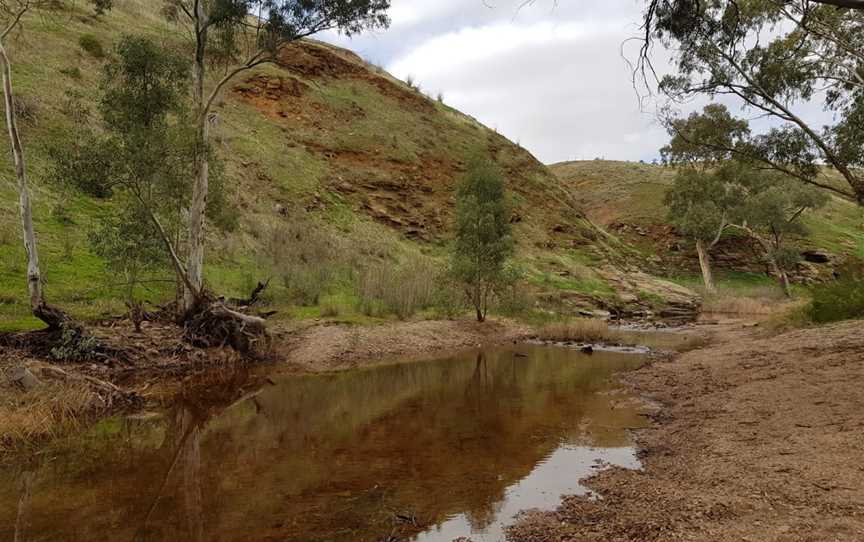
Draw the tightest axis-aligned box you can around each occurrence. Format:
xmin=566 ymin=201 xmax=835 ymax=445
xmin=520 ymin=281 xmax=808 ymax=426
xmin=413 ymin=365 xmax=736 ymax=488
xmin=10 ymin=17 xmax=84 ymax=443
xmin=0 ymin=344 xmax=647 ymax=542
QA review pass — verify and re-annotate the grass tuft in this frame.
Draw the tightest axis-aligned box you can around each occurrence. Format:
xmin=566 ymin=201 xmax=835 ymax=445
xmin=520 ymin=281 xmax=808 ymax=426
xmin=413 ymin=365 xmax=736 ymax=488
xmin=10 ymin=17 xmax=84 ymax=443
xmin=536 ymin=318 xmax=613 ymax=343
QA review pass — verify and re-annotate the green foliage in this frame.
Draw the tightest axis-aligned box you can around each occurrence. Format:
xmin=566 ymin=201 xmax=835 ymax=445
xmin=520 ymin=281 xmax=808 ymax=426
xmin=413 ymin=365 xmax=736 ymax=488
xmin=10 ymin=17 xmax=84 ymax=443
xmin=91 ymin=0 xmax=114 ymax=15
xmin=662 ymin=105 xmax=829 ymax=289
xmin=809 ymin=274 xmax=864 ymax=324
xmin=46 ymin=134 xmax=117 ymax=198
xmin=50 ymin=325 xmax=99 ymax=362
xmin=51 ymin=35 xmax=204 ymax=294
xmin=100 ymin=36 xmax=189 ymax=132
xmin=662 ymin=105 xmax=749 ymax=243
xmin=451 ymin=154 xmax=514 ymax=321
xmin=78 ymin=34 xmax=104 ymax=58
xmin=646 ymin=0 xmax=864 ymax=201
xmin=170 ymin=0 xmax=390 ymax=70
xmin=89 ymin=204 xmax=166 ymax=303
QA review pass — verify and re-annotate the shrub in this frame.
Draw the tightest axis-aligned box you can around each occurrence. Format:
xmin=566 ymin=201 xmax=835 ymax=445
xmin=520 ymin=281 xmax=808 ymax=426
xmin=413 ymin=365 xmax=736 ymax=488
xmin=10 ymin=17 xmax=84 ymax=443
xmin=59 ymin=67 xmax=83 ymax=80
xmin=357 ymin=255 xmax=438 ymax=320
xmin=808 ymin=274 xmax=864 ymax=323
xmin=46 ymin=135 xmax=116 ymax=198
xmin=50 ymin=325 xmax=99 ymax=362
xmin=319 ymin=299 xmax=342 ymax=318
xmin=264 ymin=216 xmax=340 ymax=306
xmin=79 ymin=34 xmax=105 ymax=58
xmin=13 ymin=96 xmax=38 ymax=125
xmin=91 ymin=0 xmax=114 ymax=15
xmin=494 ymin=266 xmax=532 ymax=316
xmin=431 ymin=273 xmax=466 ymax=320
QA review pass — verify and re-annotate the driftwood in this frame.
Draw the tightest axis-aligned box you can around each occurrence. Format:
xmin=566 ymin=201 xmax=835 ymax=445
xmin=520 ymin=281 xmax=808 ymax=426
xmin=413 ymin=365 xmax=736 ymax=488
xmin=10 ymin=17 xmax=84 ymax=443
xmin=32 ymin=300 xmax=83 ymax=332
xmin=184 ymin=293 xmax=269 ymax=354
xmin=227 ymin=279 xmax=270 ymax=309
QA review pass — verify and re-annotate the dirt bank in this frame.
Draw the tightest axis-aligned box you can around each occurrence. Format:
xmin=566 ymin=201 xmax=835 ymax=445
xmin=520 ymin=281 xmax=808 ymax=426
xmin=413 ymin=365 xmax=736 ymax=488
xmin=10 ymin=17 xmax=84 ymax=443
xmin=507 ymin=319 xmax=864 ymax=541
xmin=276 ymin=317 xmax=531 ymax=372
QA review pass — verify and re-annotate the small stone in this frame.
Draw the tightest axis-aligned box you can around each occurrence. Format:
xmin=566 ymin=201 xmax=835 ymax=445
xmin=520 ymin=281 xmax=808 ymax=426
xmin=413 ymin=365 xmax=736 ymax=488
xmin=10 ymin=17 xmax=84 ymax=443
xmin=11 ymin=366 xmax=42 ymax=391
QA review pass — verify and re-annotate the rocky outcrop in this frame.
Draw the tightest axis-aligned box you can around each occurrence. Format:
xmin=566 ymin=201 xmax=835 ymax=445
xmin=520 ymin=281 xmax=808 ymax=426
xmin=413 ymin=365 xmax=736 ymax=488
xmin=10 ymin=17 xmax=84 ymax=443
xmin=597 ymin=269 xmax=702 ymax=321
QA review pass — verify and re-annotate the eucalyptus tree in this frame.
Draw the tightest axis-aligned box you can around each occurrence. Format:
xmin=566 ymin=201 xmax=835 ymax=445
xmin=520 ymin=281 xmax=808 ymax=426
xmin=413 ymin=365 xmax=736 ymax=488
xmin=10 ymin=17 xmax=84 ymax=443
xmin=663 ymin=104 xmax=828 ymax=296
xmin=0 ymin=0 xmax=107 ymax=328
xmin=51 ymin=36 xmax=235 ymax=327
xmin=662 ymin=105 xmax=750 ymax=292
xmin=162 ymin=0 xmax=391 ymax=314
xmin=733 ymin=176 xmax=828 ymax=296
xmin=452 ymin=155 xmax=514 ymax=322
xmin=638 ymin=0 xmax=864 ymax=204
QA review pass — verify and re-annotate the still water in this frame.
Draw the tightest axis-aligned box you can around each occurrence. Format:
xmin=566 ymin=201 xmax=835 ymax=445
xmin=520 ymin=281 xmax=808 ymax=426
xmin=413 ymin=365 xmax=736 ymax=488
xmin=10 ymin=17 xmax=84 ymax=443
xmin=1 ymin=344 xmax=650 ymax=542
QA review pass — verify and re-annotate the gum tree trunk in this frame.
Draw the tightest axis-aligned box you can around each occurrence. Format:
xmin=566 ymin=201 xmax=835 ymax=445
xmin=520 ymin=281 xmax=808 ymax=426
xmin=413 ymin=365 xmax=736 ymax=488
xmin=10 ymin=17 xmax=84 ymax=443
xmin=184 ymin=2 xmax=210 ymax=313
xmin=0 ymin=39 xmax=70 ymax=329
xmin=768 ymin=258 xmax=792 ymax=298
xmin=0 ymin=41 xmax=40 ymax=309
xmin=695 ymin=239 xmax=716 ymax=294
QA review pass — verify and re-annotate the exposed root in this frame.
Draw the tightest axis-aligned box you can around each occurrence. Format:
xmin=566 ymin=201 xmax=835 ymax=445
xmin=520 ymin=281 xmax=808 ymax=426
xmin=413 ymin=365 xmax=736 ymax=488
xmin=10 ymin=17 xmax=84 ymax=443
xmin=184 ymin=294 xmax=270 ymax=354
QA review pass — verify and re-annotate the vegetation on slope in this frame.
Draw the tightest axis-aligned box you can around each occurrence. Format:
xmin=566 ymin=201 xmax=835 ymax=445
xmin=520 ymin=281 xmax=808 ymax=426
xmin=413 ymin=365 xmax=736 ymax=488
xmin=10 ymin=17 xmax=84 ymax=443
xmin=0 ymin=1 xmax=671 ymax=331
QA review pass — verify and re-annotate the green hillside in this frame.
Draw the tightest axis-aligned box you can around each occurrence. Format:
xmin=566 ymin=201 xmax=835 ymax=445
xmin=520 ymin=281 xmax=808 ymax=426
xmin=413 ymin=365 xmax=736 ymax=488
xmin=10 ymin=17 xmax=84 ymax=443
xmin=0 ymin=2 xmax=702 ymax=330
xmin=551 ymin=160 xmax=864 ymax=286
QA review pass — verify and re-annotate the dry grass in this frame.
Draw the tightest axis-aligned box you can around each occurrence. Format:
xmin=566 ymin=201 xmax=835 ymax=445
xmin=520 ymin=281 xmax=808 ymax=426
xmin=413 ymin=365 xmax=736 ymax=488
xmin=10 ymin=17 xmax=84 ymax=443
xmin=536 ymin=318 xmax=615 ymax=343
xmin=702 ymin=291 xmax=804 ymax=316
xmin=0 ymin=366 xmax=100 ymax=456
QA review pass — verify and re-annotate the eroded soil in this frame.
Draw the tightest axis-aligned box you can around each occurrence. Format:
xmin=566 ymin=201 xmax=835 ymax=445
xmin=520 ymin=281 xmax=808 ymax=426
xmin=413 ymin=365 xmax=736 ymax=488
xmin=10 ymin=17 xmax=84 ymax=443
xmin=508 ymin=320 xmax=864 ymax=541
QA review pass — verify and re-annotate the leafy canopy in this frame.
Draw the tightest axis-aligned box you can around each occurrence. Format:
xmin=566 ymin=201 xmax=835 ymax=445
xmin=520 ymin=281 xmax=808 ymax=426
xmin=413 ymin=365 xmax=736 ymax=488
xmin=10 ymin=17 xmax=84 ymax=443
xmin=640 ymin=0 xmax=864 ymax=202
xmin=451 ymin=155 xmax=514 ymax=321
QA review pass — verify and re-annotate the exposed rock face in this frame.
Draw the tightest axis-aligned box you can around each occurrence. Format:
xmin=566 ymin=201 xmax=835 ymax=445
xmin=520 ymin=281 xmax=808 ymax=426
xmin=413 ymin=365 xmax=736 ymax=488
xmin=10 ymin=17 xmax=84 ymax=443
xmin=597 ymin=269 xmax=702 ymax=321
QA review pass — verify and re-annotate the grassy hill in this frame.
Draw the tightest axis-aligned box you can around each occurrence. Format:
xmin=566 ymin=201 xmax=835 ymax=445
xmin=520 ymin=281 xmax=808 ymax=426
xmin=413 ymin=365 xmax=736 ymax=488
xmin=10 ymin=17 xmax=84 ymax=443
xmin=0 ymin=2 xmax=701 ymax=330
xmin=550 ymin=160 xmax=864 ymax=289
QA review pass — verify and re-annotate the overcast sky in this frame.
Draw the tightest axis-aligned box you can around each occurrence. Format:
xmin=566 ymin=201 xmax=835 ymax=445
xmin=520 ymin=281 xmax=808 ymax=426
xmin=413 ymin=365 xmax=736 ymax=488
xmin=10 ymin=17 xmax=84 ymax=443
xmin=322 ymin=0 xmax=833 ymax=166
xmin=321 ymin=0 xmax=675 ymax=165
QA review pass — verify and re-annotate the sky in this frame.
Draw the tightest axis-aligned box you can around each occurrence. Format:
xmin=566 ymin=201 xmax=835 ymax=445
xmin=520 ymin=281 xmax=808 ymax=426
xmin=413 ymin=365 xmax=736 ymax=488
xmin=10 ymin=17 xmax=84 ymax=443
xmin=320 ymin=0 xmax=676 ymax=165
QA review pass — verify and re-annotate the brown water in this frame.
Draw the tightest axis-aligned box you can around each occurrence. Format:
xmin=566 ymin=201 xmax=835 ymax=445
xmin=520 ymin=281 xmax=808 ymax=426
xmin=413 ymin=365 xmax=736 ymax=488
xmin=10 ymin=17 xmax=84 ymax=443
xmin=1 ymin=344 xmax=651 ymax=542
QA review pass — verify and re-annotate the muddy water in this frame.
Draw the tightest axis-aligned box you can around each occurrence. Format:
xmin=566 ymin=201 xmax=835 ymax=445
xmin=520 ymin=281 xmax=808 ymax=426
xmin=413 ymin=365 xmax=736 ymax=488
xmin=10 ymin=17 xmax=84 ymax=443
xmin=1 ymin=345 xmax=651 ymax=542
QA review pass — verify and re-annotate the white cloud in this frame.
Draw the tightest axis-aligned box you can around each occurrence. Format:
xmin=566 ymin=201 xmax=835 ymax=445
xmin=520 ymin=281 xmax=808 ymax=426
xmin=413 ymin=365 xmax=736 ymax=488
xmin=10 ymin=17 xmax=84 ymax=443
xmin=322 ymin=0 xmax=835 ymax=165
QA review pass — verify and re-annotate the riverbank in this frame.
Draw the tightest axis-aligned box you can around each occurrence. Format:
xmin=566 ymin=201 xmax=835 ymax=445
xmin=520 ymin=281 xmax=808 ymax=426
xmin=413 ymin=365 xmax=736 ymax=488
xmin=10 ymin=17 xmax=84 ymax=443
xmin=507 ymin=319 xmax=864 ymax=541
xmin=0 ymin=316 xmax=531 ymax=456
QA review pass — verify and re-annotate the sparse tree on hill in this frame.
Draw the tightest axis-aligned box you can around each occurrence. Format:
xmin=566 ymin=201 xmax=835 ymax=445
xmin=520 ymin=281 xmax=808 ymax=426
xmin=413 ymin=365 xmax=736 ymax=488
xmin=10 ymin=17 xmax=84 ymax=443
xmin=161 ymin=0 xmax=391 ymax=314
xmin=451 ymin=155 xmax=514 ymax=322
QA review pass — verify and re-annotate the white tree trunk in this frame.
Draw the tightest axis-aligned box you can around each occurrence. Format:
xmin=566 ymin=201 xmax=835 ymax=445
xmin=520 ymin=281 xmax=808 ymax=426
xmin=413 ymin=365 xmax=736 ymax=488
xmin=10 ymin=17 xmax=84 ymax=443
xmin=768 ymin=257 xmax=792 ymax=298
xmin=695 ymin=239 xmax=716 ymax=294
xmin=184 ymin=4 xmax=210 ymax=313
xmin=0 ymin=40 xmax=42 ymax=312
